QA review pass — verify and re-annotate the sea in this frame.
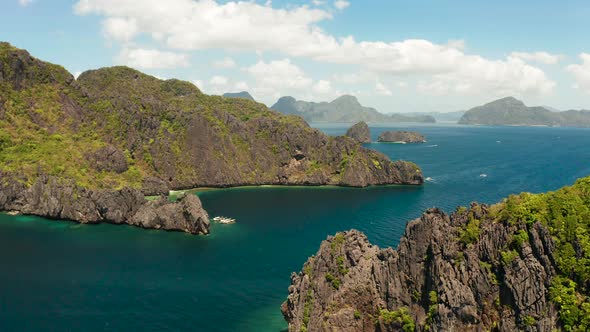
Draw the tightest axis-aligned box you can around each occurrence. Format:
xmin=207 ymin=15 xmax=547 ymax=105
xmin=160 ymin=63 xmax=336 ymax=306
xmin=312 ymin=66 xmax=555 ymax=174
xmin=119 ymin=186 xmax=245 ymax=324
xmin=1 ymin=124 xmax=589 ymax=331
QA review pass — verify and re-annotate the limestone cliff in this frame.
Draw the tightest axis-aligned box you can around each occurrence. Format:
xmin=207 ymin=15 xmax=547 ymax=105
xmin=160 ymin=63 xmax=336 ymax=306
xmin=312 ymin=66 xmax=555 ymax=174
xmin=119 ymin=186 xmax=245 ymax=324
xmin=0 ymin=42 xmax=423 ymax=192
xmin=346 ymin=122 xmax=371 ymax=143
xmin=283 ymin=177 xmax=590 ymax=331
xmin=0 ymin=175 xmax=209 ymax=234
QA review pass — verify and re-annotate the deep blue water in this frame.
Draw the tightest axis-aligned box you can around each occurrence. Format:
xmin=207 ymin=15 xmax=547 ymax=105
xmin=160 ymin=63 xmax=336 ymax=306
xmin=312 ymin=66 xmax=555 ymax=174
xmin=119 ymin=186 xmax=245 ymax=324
xmin=1 ymin=124 xmax=590 ymax=331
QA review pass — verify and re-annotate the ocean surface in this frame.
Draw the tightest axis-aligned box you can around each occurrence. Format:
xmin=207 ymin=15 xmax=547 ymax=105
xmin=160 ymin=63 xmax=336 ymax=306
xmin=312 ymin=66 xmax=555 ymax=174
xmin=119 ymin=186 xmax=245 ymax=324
xmin=1 ymin=124 xmax=590 ymax=331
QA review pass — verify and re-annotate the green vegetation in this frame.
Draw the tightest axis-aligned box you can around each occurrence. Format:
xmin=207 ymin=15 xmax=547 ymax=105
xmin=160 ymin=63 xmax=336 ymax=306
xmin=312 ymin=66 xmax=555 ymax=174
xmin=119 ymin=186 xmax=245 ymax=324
xmin=325 ymin=272 xmax=341 ymax=290
xmin=458 ymin=212 xmax=481 ymax=246
xmin=424 ymin=291 xmax=438 ymax=330
xmin=354 ymin=310 xmax=362 ymax=320
xmin=331 ymin=233 xmax=346 ymax=253
xmin=336 ymin=255 xmax=349 ymax=275
xmin=1 ymin=43 xmax=413 ymax=191
xmin=379 ymin=307 xmax=416 ymax=332
xmin=500 ymin=249 xmax=519 ymax=266
xmin=301 ymin=289 xmax=313 ymax=332
xmin=489 ymin=177 xmax=590 ymax=330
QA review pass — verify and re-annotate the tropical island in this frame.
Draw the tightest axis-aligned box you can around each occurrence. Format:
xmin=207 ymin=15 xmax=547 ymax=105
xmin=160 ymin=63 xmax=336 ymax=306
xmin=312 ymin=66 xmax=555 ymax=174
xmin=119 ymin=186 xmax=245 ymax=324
xmin=378 ymin=131 xmax=426 ymax=143
xmin=271 ymin=95 xmax=436 ymax=124
xmin=283 ymin=176 xmax=590 ymax=331
xmin=459 ymin=96 xmax=590 ymax=127
xmin=0 ymin=42 xmax=423 ymax=233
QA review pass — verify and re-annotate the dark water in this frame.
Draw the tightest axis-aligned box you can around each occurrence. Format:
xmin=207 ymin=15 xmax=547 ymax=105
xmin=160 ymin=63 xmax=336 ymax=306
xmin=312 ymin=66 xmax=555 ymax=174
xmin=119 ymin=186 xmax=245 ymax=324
xmin=1 ymin=124 xmax=590 ymax=331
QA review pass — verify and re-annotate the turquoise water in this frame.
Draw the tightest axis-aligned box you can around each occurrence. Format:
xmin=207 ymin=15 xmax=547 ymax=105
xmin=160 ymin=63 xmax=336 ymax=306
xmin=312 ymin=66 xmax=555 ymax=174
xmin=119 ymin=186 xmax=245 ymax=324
xmin=1 ymin=124 xmax=590 ymax=331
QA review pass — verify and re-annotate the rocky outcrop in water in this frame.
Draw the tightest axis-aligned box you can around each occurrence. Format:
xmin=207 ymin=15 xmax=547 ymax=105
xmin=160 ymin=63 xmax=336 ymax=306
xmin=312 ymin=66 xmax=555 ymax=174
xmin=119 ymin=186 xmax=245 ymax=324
xmin=0 ymin=175 xmax=209 ymax=234
xmin=282 ymin=204 xmax=561 ymax=331
xmin=346 ymin=122 xmax=371 ymax=143
xmin=378 ymin=131 xmax=426 ymax=143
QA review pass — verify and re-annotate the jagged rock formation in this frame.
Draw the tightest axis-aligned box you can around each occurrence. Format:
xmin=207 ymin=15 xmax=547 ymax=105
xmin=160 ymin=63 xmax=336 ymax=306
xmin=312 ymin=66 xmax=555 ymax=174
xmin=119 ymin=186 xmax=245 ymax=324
xmin=459 ymin=97 xmax=590 ymax=127
xmin=271 ymin=95 xmax=436 ymax=124
xmin=378 ymin=131 xmax=426 ymax=143
xmin=0 ymin=42 xmax=423 ymax=193
xmin=346 ymin=122 xmax=371 ymax=143
xmin=283 ymin=177 xmax=590 ymax=331
xmin=0 ymin=175 xmax=209 ymax=234
xmin=223 ymin=91 xmax=255 ymax=101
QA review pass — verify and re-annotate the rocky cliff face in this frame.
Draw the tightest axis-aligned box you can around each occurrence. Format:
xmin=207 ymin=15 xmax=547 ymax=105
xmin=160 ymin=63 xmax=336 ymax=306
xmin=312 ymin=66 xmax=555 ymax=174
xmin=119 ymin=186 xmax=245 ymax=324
xmin=0 ymin=175 xmax=209 ymax=234
xmin=282 ymin=202 xmax=566 ymax=331
xmin=0 ymin=42 xmax=423 ymax=193
xmin=346 ymin=122 xmax=371 ymax=143
xmin=378 ymin=131 xmax=426 ymax=143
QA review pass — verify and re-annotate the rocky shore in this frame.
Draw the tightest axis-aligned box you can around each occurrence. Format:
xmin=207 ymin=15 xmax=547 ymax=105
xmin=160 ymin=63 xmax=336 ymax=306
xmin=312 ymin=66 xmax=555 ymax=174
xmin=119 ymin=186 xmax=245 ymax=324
xmin=282 ymin=203 xmax=562 ymax=331
xmin=0 ymin=175 xmax=210 ymax=234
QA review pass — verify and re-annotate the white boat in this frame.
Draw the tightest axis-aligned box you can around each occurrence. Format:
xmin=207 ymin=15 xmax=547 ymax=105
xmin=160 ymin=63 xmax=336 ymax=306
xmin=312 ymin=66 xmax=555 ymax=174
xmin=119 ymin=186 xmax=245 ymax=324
xmin=213 ymin=216 xmax=236 ymax=224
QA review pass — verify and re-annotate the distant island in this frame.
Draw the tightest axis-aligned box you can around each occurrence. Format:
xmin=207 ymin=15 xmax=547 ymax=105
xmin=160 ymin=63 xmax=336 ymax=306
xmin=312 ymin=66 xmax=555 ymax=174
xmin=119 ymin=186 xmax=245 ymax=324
xmin=459 ymin=96 xmax=590 ymax=127
xmin=405 ymin=110 xmax=466 ymax=123
xmin=271 ymin=95 xmax=436 ymax=123
xmin=378 ymin=131 xmax=426 ymax=143
xmin=222 ymin=91 xmax=255 ymax=101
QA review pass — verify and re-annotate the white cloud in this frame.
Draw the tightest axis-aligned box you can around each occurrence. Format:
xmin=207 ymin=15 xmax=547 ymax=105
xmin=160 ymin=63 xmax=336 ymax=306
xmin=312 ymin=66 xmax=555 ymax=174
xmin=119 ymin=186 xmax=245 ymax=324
xmin=18 ymin=0 xmax=33 ymax=6
xmin=567 ymin=53 xmax=590 ymax=93
xmin=334 ymin=0 xmax=349 ymax=10
xmin=312 ymin=0 xmax=325 ymax=5
xmin=313 ymin=80 xmax=334 ymax=95
xmin=75 ymin=0 xmax=555 ymax=96
xmin=510 ymin=51 xmax=561 ymax=65
xmin=245 ymin=58 xmax=338 ymax=102
xmin=210 ymin=75 xmax=229 ymax=86
xmin=246 ymin=59 xmax=312 ymax=93
xmin=102 ymin=17 xmax=138 ymax=42
xmin=212 ymin=57 xmax=237 ymax=69
xmin=115 ymin=48 xmax=189 ymax=69
xmin=417 ymin=56 xmax=555 ymax=96
xmin=234 ymin=81 xmax=249 ymax=91
xmin=74 ymin=71 xmax=82 ymax=79
xmin=375 ymin=82 xmax=392 ymax=96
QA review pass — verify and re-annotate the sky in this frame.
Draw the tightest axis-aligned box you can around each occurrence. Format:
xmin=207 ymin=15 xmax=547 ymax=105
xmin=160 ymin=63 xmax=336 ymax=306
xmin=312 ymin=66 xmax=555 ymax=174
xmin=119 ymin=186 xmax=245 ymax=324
xmin=2 ymin=0 xmax=590 ymax=113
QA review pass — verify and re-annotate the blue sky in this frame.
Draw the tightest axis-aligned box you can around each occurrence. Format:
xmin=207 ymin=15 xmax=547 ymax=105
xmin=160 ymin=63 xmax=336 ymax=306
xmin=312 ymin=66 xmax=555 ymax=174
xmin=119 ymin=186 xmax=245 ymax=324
xmin=3 ymin=0 xmax=590 ymax=113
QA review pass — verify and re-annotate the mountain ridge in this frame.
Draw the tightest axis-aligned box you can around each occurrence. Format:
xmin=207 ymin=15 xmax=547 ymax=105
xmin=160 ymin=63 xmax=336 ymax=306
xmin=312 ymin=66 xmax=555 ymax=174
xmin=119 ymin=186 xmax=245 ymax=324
xmin=459 ymin=96 xmax=590 ymax=127
xmin=271 ymin=95 xmax=436 ymax=123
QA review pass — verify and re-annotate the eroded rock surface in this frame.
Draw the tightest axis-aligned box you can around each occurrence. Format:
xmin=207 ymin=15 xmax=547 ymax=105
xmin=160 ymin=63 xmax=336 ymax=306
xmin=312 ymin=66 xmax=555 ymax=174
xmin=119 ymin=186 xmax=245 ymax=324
xmin=283 ymin=205 xmax=559 ymax=331
xmin=0 ymin=175 xmax=209 ymax=234
xmin=346 ymin=121 xmax=371 ymax=143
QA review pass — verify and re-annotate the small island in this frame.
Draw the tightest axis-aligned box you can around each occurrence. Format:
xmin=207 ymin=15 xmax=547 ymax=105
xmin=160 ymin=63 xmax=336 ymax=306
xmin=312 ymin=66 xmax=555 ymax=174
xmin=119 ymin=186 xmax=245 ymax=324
xmin=345 ymin=121 xmax=371 ymax=143
xmin=377 ymin=131 xmax=426 ymax=143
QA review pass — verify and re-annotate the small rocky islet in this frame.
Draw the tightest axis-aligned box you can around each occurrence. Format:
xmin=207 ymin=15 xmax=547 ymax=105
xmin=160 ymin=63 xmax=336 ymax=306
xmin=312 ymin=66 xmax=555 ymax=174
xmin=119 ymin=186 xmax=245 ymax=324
xmin=345 ymin=121 xmax=372 ymax=143
xmin=378 ymin=131 xmax=427 ymax=143
xmin=0 ymin=42 xmax=423 ymax=234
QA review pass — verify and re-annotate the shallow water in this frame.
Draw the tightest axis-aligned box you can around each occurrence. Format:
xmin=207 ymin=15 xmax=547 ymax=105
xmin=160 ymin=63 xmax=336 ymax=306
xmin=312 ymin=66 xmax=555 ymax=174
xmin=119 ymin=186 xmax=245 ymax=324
xmin=1 ymin=124 xmax=589 ymax=331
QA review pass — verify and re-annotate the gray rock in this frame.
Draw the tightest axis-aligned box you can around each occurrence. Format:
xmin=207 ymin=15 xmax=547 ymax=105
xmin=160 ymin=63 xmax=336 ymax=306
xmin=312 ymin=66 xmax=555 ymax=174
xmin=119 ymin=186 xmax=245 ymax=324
xmin=345 ymin=121 xmax=371 ymax=143
xmin=87 ymin=145 xmax=129 ymax=174
xmin=0 ymin=174 xmax=209 ymax=235
xmin=282 ymin=206 xmax=559 ymax=331
xmin=378 ymin=131 xmax=426 ymax=143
